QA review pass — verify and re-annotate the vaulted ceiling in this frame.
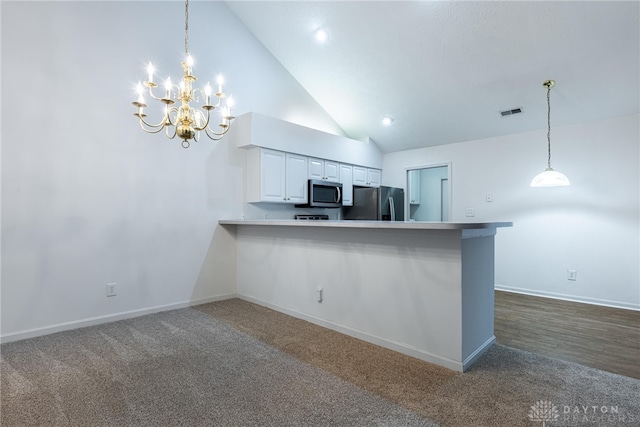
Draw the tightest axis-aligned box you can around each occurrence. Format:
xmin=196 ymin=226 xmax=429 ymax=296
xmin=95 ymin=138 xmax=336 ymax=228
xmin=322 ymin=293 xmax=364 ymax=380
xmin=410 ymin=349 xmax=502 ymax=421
xmin=227 ymin=1 xmax=639 ymax=153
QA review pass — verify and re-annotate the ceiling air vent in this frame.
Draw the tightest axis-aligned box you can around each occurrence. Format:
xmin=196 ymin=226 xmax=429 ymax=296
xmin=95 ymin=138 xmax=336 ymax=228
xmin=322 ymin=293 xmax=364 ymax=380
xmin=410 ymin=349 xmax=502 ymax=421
xmin=501 ymin=107 xmax=523 ymax=117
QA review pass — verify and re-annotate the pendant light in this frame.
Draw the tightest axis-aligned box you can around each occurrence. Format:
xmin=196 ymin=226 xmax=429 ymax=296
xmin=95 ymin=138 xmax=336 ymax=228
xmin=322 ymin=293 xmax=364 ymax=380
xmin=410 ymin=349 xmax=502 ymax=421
xmin=530 ymin=80 xmax=570 ymax=187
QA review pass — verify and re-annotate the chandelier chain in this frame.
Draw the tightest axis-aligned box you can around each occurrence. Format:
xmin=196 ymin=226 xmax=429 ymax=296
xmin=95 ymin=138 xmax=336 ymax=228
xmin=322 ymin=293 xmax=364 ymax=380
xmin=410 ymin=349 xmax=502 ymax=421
xmin=184 ymin=0 xmax=189 ymax=55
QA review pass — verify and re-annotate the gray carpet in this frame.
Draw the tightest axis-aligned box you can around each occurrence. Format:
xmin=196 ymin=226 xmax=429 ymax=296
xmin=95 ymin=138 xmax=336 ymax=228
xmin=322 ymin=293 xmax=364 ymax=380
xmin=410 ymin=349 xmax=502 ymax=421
xmin=1 ymin=308 xmax=436 ymax=426
xmin=2 ymin=302 xmax=639 ymax=426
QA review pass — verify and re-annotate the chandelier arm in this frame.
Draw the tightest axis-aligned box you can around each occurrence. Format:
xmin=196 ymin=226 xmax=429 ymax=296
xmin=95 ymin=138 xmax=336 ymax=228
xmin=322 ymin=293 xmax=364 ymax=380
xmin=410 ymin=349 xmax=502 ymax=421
xmin=193 ymin=87 xmax=210 ymax=104
xmin=204 ymin=125 xmax=226 ymax=137
xmin=138 ymin=119 xmax=167 ymax=134
xmin=204 ymin=124 xmax=231 ymax=140
xmin=147 ymin=86 xmax=169 ymax=101
xmin=165 ymin=124 xmax=178 ymax=140
xmin=138 ymin=114 xmax=170 ymax=131
xmin=165 ymin=107 xmax=179 ymax=127
xmin=193 ymin=108 xmax=211 ymax=132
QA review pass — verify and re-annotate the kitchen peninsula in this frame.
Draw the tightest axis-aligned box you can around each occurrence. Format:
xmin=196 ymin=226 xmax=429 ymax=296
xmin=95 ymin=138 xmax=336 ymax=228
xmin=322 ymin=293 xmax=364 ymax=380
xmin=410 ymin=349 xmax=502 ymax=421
xmin=219 ymin=219 xmax=512 ymax=372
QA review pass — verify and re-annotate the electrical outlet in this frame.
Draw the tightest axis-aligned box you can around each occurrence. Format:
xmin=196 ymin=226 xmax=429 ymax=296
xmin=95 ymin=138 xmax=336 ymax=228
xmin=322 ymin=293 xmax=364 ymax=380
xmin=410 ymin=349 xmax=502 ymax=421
xmin=316 ymin=288 xmax=323 ymax=303
xmin=567 ymin=270 xmax=577 ymax=281
xmin=465 ymin=208 xmax=475 ymax=217
xmin=106 ymin=283 xmax=117 ymax=297
xmin=486 ymin=193 xmax=493 ymax=203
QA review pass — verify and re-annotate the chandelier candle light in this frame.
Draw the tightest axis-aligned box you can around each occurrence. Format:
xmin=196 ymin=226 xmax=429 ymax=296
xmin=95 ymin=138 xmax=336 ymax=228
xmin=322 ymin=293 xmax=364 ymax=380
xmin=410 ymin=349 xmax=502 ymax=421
xmin=132 ymin=0 xmax=235 ymax=148
xmin=530 ymin=79 xmax=570 ymax=187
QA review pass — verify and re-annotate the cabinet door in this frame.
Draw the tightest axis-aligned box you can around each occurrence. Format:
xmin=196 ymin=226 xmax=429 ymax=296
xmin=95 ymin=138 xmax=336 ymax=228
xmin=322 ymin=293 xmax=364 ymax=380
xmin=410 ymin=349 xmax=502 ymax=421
xmin=285 ymin=153 xmax=308 ymax=203
xmin=339 ymin=164 xmax=353 ymax=206
xmin=308 ymin=157 xmax=324 ymax=180
xmin=367 ymin=169 xmax=381 ymax=187
xmin=260 ymin=149 xmax=286 ymax=202
xmin=324 ymin=161 xmax=340 ymax=182
xmin=409 ymin=169 xmax=421 ymax=205
xmin=353 ymin=166 xmax=367 ymax=186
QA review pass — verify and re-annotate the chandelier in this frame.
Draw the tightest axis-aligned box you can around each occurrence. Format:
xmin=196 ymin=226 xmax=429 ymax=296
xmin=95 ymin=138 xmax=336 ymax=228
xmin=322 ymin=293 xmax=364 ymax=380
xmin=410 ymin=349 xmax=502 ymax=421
xmin=132 ymin=0 xmax=235 ymax=148
xmin=530 ymin=80 xmax=570 ymax=187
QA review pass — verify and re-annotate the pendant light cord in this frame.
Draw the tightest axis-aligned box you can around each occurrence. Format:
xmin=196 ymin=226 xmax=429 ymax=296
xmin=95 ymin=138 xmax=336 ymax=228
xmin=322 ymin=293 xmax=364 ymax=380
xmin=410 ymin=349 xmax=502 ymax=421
xmin=546 ymin=84 xmax=552 ymax=169
xmin=184 ymin=0 xmax=189 ymax=55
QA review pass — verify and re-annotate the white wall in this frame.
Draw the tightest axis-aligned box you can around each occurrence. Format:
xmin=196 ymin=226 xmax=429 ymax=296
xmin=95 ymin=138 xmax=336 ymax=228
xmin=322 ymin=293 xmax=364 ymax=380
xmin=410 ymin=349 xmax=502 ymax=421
xmin=0 ymin=1 xmax=347 ymax=340
xmin=383 ymin=114 xmax=640 ymax=310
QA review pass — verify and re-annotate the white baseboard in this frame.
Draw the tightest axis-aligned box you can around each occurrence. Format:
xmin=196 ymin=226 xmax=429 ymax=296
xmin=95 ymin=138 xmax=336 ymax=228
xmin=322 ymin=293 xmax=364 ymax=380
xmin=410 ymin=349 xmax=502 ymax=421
xmin=463 ymin=335 xmax=495 ymax=372
xmin=237 ymin=294 xmax=465 ymax=372
xmin=0 ymin=293 xmax=237 ymax=344
xmin=494 ymin=285 xmax=640 ymax=311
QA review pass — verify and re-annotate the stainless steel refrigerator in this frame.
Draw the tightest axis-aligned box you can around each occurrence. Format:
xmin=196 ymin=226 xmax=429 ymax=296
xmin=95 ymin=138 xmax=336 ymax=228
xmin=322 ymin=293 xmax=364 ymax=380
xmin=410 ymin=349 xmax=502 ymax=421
xmin=343 ymin=186 xmax=404 ymax=221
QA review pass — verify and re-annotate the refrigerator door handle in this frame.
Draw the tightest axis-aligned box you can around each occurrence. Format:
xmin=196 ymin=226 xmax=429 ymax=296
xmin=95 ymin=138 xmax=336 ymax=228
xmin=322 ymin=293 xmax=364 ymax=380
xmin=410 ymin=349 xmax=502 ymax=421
xmin=389 ymin=196 xmax=396 ymax=221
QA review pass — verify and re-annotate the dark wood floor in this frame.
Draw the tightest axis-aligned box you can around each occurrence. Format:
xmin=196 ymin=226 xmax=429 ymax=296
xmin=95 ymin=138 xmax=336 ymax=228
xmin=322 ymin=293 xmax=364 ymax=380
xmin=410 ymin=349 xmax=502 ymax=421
xmin=494 ymin=290 xmax=640 ymax=379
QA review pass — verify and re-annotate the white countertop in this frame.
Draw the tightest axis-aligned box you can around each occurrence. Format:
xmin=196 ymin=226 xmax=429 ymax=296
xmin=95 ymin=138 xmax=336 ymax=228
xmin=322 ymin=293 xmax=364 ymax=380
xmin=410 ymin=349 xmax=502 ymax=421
xmin=219 ymin=219 xmax=512 ymax=231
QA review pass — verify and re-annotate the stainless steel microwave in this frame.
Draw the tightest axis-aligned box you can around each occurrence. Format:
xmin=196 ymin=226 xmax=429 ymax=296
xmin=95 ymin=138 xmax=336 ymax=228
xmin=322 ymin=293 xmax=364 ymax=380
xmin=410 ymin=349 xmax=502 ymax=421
xmin=296 ymin=179 xmax=343 ymax=208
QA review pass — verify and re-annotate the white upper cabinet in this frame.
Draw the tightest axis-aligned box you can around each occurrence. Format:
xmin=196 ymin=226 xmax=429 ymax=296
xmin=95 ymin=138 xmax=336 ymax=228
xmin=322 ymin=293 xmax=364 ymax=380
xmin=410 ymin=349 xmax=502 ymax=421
xmin=285 ymin=153 xmax=308 ymax=203
xmin=324 ymin=161 xmax=340 ymax=182
xmin=353 ymin=166 xmax=381 ymax=187
xmin=368 ymin=169 xmax=381 ymax=187
xmin=308 ymin=158 xmax=324 ymax=181
xmin=308 ymin=158 xmax=340 ymax=182
xmin=339 ymin=164 xmax=353 ymax=206
xmin=353 ymin=166 xmax=367 ymax=186
xmin=246 ymin=146 xmax=380 ymax=205
xmin=257 ymin=149 xmax=286 ymax=202
xmin=247 ymin=148 xmax=308 ymax=204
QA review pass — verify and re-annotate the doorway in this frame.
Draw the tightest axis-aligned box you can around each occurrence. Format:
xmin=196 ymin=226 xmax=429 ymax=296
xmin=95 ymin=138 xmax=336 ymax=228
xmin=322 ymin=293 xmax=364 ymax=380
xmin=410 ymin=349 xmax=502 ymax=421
xmin=406 ymin=164 xmax=451 ymax=222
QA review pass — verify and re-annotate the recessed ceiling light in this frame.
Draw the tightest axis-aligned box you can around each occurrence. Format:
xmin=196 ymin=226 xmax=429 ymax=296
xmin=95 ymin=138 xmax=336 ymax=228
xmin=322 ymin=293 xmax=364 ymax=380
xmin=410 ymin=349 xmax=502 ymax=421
xmin=315 ymin=28 xmax=329 ymax=43
xmin=382 ymin=116 xmax=394 ymax=126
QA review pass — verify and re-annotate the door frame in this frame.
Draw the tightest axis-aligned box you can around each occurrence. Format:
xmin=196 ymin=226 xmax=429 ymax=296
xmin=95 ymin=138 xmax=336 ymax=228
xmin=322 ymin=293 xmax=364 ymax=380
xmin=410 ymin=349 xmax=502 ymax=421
xmin=404 ymin=162 xmax=452 ymax=221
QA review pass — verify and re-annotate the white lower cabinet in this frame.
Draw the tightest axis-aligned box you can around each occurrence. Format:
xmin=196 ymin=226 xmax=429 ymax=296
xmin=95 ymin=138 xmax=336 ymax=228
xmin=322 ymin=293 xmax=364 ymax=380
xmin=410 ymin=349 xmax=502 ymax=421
xmin=247 ymin=148 xmax=308 ymax=204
